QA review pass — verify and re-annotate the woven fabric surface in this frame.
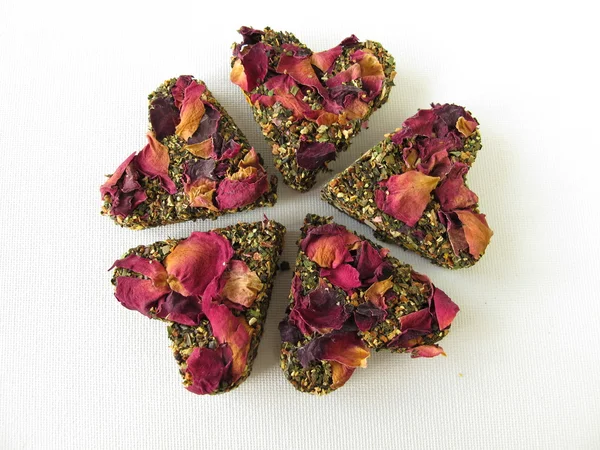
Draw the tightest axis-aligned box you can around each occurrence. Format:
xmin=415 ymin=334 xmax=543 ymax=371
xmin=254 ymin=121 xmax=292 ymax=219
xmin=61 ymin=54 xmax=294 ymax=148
xmin=1 ymin=1 xmax=599 ymax=448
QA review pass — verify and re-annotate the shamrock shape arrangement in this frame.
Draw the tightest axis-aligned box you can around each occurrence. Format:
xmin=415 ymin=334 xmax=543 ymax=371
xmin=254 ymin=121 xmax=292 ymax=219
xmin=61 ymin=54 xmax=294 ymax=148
xmin=101 ymin=76 xmax=277 ymax=229
xmin=230 ymin=26 xmax=396 ymax=192
xmin=279 ymin=215 xmax=459 ymax=394
xmin=322 ymin=104 xmax=493 ymax=269
xmin=110 ymin=219 xmax=286 ymax=394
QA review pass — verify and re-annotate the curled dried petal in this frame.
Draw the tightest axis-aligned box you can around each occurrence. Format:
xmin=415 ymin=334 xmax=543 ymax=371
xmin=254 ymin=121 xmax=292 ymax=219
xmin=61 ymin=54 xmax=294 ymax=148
xmin=185 ymin=347 xmax=228 ymax=395
xmin=296 ymin=141 xmax=336 ymax=170
xmin=410 ymin=345 xmax=446 ymax=358
xmin=300 ymin=224 xmax=360 ymax=269
xmin=364 ymin=278 xmax=393 ymax=309
xmin=136 ymin=133 xmax=177 ymax=194
xmin=114 ymin=276 xmax=169 ymax=317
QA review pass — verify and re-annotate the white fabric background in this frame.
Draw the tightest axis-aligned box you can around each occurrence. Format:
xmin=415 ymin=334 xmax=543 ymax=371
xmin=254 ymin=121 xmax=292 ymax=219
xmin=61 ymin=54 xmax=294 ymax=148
xmin=1 ymin=1 xmax=598 ymax=448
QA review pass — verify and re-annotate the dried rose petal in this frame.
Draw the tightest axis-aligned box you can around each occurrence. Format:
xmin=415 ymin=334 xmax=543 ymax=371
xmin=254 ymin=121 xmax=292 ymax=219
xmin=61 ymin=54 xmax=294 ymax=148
xmin=184 ymin=178 xmax=218 ymax=211
xmin=375 ymin=171 xmax=440 ymax=227
xmin=435 ymin=162 xmax=479 ymax=211
xmin=319 ymin=331 xmax=370 ymax=368
xmin=163 ymin=232 xmax=234 ymax=297
xmin=220 ymin=140 xmax=242 ymax=160
xmin=353 ymin=50 xmax=385 ymax=100
xmin=355 ymin=241 xmax=388 ymax=282
xmin=101 ymin=153 xmax=147 ymax=218
xmin=431 ymin=287 xmax=459 ymax=330
xmin=149 ymin=97 xmax=180 ymax=140
xmin=400 ymin=308 xmax=433 ymax=333
xmin=340 ymin=35 xmax=360 ymax=47
xmin=297 ymin=331 xmax=370 ymax=369
xmin=110 ymin=254 xmax=167 ymax=284
xmin=354 ymin=301 xmax=387 ymax=332
xmin=310 ymin=46 xmax=343 ymax=72
xmin=410 ymin=345 xmax=446 ymax=358
xmin=296 ymin=141 xmax=337 ymax=170
xmin=300 ymin=223 xmax=360 ymax=269
xmin=329 ymin=361 xmax=355 ymax=390
xmin=238 ymin=26 xmax=264 ymax=45
xmin=326 ymin=63 xmax=362 ymax=88
xmin=171 ymin=75 xmax=195 ymax=109
xmin=175 ymin=82 xmax=205 ymax=141
xmin=187 ymin=103 xmax=221 ymax=146
xmin=155 ymin=291 xmax=204 ymax=326
xmin=440 ymin=210 xmax=493 ymax=259
xmin=185 ymin=347 xmax=227 ymax=395
xmin=279 ymin=317 xmax=304 ymax=344
xmin=456 ymin=116 xmax=477 ymax=137
xmin=320 ymin=264 xmax=361 ymax=292
xmin=136 ymin=133 xmax=177 ymax=194
xmin=276 ymin=53 xmax=328 ymax=98
xmin=114 ymin=276 xmax=169 ymax=317
xmin=231 ymin=42 xmax=269 ymax=92
xmin=185 ymin=159 xmax=217 ymax=182
xmin=392 ymin=109 xmax=436 ymax=144
xmin=202 ymin=299 xmax=252 ymax=383
xmin=221 ymin=260 xmax=263 ymax=308
xmin=215 ymin=170 xmax=269 ymax=210
xmin=289 ymin=278 xmax=350 ymax=335
xmin=183 ymin=138 xmax=215 ymax=159
xmin=364 ymin=278 xmax=393 ymax=309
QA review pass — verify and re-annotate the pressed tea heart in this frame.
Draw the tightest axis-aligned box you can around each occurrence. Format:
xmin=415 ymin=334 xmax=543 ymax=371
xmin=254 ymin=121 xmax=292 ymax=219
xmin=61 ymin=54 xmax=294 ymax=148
xmin=230 ymin=27 xmax=396 ymax=192
xmin=110 ymin=219 xmax=286 ymax=394
xmin=100 ymin=76 xmax=277 ymax=229
xmin=279 ymin=215 xmax=459 ymax=394
xmin=322 ymin=104 xmax=493 ymax=269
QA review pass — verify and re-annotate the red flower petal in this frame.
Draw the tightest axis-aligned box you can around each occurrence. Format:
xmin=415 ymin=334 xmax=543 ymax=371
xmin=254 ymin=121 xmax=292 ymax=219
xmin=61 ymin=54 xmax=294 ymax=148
xmin=352 ymin=50 xmax=385 ymax=100
xmin=410 ymin=345 xmax=446 ymax=358
xmin=185 ymin=347 xmax=228 ymax=395
xmin=300 ymin=223 xmax=360 ymax=269
xmin=400 ymin=308 xmax=433 ymax=333
xmin=375 ymin=171 xmax=440 ymax=227
xmin=431 ymin=287 xmax=459 ymax=330
xmin=435 ymin=162 xmax=479 ymax=211
xmin=326 ymin=63 xmax=362 ymax=88
xmin=202 ymin=299 xmax=252 ymax=383
xmin=171 ymin=75 xmax=195 ymax=109
xmin=221 ymin=260 xmax=263 ymax=308
xmin=354 ymin=302 xmax=387 ymax=332
xmin=155 ymin=291 xmax=204 ymax=326
xmin=231 ymin=42 xmax=269 ymax=92
xmin=136 ymin=132 xmax=177 ymax=194
xmin=114 ymin=276 xmax=169 ymax=317
xmin=175 ymin=81 xmax=205 ymax=141
xmin=110 ymin=254 xmax=168 ymax=284
xmin=276 ymin=53 xmax=328 ymax=98
xmin=215 ymin=170 xmax=269 ymax=210
xmin=184 ymin=178 xmax=218 ymax=211
xmin=356 ymin=241 xmax=386 ymax=282
xmin=392 ymin=109 xmax=436 ymax=143
xmin=320 ymin=264 xmax=361 ymax=292
xmin=163 ymin=232 xmax=234 ymax=297
xmin=100 ymin=152 xmax=137 ymax=199
xmin=310 ymin=46 xmax=343 ymax=72
xmin=296 ymin=141 xmax=336 ymax=170
xmin=149 ymin=97 xmax=180 ymax=140
xmin=289 ymin=278 xmax=350 ymax=335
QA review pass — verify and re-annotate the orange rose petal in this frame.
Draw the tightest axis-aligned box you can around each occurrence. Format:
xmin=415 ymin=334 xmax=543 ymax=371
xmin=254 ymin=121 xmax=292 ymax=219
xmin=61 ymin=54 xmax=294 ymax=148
xmin=183 ymin=138 xmax=214 ymax=159
xmin=230 ymin=58 xmax=249 ymax=91
xmin=364 ymin=278 xmax=393 ymax=309
xmin=184 ymin=178 xmax=218 ymax=211
xmin=164 ymin=232 xmax=233 ymax=297
xmin=136 ymin=132 xmax=177 ymax=194
xmin=329 ymin=361 xmax=355 ymax=390
xmin=321 ymin=332 xmax=370 ymax=368
xmin=454 ymin=210 xmax=493 ymax=259
xmin=221 ymin=260 xmax=263 ymax=308
xmin=175 ymin=82 xmax=205 ymax=141
xmin=456 ymin=116 xmax=478 ymax=137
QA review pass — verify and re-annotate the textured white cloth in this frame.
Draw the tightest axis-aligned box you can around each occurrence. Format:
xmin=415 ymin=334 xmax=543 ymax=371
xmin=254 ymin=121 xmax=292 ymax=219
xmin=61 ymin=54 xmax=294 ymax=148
xmin=1 ymin=1 xmax=599 ymax=448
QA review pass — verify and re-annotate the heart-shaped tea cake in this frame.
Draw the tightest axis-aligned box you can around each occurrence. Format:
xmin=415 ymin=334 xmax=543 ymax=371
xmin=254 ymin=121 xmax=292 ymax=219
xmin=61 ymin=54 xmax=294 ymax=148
xmin=101 ymin=76 xmax=277 ymax=229
xmin=230 ymin=27 xmax=396 ymax=192
xmin=110 ymin=219 xmax=286 ymax=394
xmin=279 ymin=215 xmax=459 ymax=394
xmin=322 ymin=104 xmax=493 ymax=269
